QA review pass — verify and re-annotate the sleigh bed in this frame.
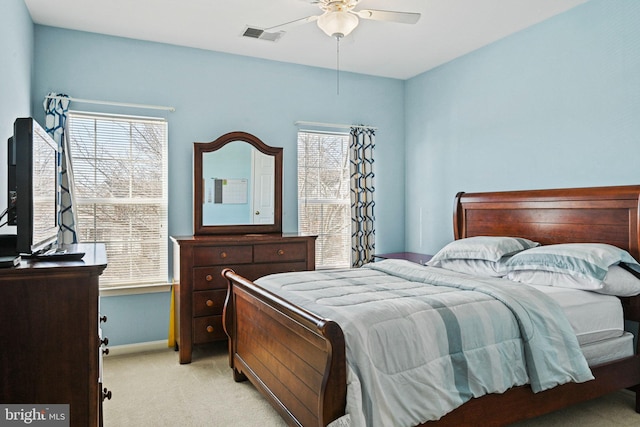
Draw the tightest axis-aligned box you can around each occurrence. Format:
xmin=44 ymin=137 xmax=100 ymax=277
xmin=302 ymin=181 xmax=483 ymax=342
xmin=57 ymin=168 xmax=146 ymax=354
xmin=222 ymin=185 xmax=640 ymax=426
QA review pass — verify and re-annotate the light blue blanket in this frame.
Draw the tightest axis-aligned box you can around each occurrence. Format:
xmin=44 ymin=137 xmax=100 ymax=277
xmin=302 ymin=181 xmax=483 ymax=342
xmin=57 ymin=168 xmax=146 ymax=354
xmin=255 ymin=259 xmax=593 ymax=427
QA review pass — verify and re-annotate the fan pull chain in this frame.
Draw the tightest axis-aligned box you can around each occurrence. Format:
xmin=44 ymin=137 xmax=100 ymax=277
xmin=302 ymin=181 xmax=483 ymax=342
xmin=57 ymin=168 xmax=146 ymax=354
xmin=336 ymin=35 xmax=341 ymax=95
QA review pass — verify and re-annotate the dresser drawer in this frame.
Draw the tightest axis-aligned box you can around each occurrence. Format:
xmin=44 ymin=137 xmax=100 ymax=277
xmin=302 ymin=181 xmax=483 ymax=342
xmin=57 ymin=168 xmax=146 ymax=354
xmin=193 ymin=262 xmax=306 ymax=291
xmin=193 ymin=245 xmax=252 ymax=266
xmin=193 ymin=266 xmax=228 ymax=290
xmin=193 ymin=315 xmax=226 ymax=343
xmin=193 ymin=290 xmax=227 ymax=316
xmin=254 ymin=242 xmax=308 ymax=263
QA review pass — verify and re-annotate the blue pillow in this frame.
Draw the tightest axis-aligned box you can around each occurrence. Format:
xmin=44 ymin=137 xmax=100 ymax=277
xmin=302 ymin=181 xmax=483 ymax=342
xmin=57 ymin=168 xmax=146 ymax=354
xmin=428 ymin=236 xmax=540 ymax=263
xmin=505 ymin=243 xmax=640 ymax=287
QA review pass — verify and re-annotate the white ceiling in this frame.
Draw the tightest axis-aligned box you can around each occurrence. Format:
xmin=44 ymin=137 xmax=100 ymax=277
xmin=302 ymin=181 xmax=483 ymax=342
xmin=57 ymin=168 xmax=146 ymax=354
xmin=24 ymin=0 xmax=588 ymax=80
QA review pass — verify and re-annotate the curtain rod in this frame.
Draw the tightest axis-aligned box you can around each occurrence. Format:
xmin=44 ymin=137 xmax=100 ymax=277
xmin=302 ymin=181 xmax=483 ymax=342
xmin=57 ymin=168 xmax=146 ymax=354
xmin=295 ymin=120 xmax=377 ymax=130
xmin=45 ymin=95 xmax=175 ymax=112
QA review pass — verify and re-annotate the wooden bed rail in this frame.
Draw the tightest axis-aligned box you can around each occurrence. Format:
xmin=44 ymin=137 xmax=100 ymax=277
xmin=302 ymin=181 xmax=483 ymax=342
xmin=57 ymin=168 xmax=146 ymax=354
xmin=222 ymin=268 xmax=347 ymax=427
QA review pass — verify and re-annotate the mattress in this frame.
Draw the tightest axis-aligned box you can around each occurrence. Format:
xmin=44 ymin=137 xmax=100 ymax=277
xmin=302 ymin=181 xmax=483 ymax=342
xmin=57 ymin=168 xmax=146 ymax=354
xmin=580 ymin=332 xmax=635 ymax=366
xmin=527 ymin=284 xmax=624 ymax=345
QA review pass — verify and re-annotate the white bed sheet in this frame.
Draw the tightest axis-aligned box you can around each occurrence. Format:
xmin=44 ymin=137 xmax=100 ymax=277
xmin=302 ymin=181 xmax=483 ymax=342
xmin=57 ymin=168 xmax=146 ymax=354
xmin=526 ymin=284 xmax=624 ymax=345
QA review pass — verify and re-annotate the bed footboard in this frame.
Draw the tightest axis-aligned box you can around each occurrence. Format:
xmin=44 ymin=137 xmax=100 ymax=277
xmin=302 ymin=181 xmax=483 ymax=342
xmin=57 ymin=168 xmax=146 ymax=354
xmin=222 ymin=268 xmax=347 ymax=427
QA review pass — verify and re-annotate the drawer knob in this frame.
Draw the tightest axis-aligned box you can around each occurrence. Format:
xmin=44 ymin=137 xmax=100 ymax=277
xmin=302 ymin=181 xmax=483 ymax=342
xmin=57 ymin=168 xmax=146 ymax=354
xmin=277 ymin=249 xmax=285 ymax=256
xmin=102 ymin=348 xmax=110 ymax=355
xmin=220 ymin=251 xmax=228 ymax=259
xmin=99 ymin=315 xmax=108 ymax=323
xmin=206 ymin=325 xmax=214 ymax=333
xmin=102 ymin=387 xmax=112 ymax=401
xmin=101 ymin=337 xmax=109 ymax=346
xmin=206 ymin=299 xmax=214 ymax=307
xmin=205 ymin=274 xmax=213 ymax=281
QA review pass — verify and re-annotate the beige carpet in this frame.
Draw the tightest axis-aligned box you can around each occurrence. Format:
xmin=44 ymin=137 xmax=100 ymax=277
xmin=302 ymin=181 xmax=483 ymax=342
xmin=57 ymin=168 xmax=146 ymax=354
xmin=103 ymin=343 xmax=638 ymax=426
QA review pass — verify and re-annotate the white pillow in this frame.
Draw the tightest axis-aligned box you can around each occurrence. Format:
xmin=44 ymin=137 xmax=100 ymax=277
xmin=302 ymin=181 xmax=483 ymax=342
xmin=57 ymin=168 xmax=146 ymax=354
xmin=504 ymin=243 xmax=640 ymax=289
xmin=433 ymin=258 xmax=509 ymax=277
xmin=428 ymin=236 xmax=540 ymax=263
xmin=506 ymin=269 xmax=603 ymax=290
xmin=506 ymin=265 xmax=640 ymax=296
xmin=598 ymin=265 xmax=640 ymax=296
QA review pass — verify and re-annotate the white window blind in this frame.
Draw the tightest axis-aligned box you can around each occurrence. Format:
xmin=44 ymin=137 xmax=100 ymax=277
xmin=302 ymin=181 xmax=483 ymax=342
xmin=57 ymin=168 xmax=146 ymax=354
xmin=67 ymin=112 xmax=168 ymax=289
xmin=297 ymin=131 xmax=350 ymax=269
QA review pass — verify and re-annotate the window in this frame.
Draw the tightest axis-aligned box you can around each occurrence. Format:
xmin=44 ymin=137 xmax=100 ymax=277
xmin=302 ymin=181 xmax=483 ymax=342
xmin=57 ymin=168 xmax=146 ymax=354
xmin=297 ymin=131 xmax=350 ymax=269
xmin=67 ymin=112 xmax=168 ymax=289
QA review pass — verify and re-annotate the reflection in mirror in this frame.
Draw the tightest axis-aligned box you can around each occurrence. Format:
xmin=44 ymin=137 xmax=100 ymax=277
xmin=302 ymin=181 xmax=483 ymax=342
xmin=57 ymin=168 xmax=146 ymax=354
xmin=202 ymin=142 xmax=275 ymax=226
xmin=193 ymin=131 xmax=282 ymax=235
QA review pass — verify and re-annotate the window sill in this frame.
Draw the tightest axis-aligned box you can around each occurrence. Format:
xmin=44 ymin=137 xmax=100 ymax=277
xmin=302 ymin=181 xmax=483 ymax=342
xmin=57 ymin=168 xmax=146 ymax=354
xmin=99 ymin=283 xmax=172 ymax=297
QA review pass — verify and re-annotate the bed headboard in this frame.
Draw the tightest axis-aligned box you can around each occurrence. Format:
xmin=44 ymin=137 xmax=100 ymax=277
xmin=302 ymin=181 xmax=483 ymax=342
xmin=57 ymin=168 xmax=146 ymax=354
xmin=454 ymin=185 xmax=640 ymax=262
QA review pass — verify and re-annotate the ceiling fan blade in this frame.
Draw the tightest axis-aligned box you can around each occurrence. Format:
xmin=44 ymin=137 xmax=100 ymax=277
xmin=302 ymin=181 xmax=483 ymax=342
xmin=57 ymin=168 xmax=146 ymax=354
xmin=265 ymin=15 xmax=320 ymax=32
xmin=354 ymin=9 xmax=421 ymax=24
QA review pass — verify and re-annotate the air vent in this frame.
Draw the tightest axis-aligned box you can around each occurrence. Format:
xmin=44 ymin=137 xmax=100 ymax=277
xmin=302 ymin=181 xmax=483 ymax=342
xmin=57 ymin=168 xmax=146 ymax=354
xmin=242 ymin=27 xmax=284 ymax=42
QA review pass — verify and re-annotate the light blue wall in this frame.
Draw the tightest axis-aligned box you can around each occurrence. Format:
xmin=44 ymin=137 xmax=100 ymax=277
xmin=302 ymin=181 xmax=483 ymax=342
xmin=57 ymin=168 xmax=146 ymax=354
xmin=0 ymin=0 xmax=33 ymax=219
xmin=405 ymin=0 xmax=640 ymax=255
xmin=9 ymin=0 xmax=639 ymax=346
xmin=31 ymin=26 xmax=406 ymax=345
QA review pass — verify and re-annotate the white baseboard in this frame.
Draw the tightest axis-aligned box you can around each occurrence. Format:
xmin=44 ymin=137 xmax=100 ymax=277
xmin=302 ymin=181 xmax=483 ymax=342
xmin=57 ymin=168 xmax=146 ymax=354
xmin=105 ymin=340 xmax=171 ymax=357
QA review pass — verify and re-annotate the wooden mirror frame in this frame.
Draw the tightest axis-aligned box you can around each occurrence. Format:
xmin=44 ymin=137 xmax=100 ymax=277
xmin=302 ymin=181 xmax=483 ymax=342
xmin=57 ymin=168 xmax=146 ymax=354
xmin=193 ymin=131 xmax=283 ymax=235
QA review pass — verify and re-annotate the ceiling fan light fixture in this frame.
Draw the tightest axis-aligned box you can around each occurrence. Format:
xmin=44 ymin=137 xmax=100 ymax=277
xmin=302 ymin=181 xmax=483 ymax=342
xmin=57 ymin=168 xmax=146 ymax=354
xmin=317 ymin=11 xmax=359 ymax=38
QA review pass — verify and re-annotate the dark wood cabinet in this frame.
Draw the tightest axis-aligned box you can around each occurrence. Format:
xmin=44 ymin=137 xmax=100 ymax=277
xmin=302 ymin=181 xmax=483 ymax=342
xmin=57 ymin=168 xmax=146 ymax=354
xmin=0 ymin=243 xmax=108 ymax=427
xmin=171 ymin=234 xmax=316 ymax=364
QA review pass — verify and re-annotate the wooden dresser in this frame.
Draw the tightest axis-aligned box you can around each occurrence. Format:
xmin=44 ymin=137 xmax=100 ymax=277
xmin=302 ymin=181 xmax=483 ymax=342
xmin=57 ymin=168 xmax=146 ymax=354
xmin=171 ymin=233 xmax=316 ymax=364
xmin=0 ymin=243 xmax=108 ymax=427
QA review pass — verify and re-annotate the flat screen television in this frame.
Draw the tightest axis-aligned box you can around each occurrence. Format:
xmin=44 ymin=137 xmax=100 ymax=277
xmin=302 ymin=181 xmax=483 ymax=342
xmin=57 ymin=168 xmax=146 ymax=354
xmin=7 ymin=117 xmax=59 ymax=255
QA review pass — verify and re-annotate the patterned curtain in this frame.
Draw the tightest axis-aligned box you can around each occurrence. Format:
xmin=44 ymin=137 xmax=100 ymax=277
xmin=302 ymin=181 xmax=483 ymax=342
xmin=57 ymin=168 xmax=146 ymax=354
xmin=44 ymin=93 xmax=78 ymax=244
xmin=349 ymin=127 xmax=375 ymax=267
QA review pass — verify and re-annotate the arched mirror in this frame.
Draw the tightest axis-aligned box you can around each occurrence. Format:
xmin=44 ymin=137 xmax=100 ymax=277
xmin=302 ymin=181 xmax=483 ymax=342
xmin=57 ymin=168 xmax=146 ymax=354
xmin=194 ymin=132 xmax=282 ymax=235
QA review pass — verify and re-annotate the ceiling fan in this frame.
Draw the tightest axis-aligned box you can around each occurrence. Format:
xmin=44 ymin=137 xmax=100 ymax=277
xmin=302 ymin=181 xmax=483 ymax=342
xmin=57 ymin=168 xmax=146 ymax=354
xmin=263 ymin=0 xmax=421 ymax=39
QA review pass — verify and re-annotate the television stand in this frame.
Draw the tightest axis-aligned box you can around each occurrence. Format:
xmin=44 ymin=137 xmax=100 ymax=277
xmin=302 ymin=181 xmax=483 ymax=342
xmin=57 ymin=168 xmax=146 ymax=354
xmin=0 ymin=243 xmax=108 ymax=426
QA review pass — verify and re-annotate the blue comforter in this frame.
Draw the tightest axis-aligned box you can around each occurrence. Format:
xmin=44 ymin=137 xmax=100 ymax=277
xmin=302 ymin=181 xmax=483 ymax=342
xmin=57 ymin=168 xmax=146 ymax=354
xmin=255 ymin=259 xmax=593 ymax=427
